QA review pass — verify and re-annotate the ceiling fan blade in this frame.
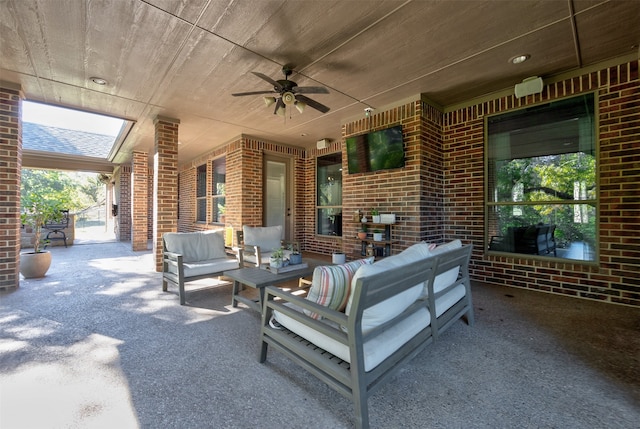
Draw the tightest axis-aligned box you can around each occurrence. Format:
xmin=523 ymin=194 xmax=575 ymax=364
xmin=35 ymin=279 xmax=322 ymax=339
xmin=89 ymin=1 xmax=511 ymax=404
xmin=252 ymin=72 xmax=283 ymax=91
xmin=232 ymin=90 xmax=277 ymax=96
xmin=294 ymin=86 xmax=329 ymax=94
xmin=273 ymin=97 xmax=285 ymax=115
xmin=295 ymin=94 xmax=330 ymax=114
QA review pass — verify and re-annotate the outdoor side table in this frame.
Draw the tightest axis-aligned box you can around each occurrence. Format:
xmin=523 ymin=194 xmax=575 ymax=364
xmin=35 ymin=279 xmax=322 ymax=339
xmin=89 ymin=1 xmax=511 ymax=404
xmin=224 ymin=259 xmax=323 ymax=313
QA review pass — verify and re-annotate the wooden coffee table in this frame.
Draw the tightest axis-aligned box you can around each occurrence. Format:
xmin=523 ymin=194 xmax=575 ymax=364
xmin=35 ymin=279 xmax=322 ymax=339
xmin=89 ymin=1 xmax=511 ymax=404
xmin=224 ymin=259 xmax=324 ymax=313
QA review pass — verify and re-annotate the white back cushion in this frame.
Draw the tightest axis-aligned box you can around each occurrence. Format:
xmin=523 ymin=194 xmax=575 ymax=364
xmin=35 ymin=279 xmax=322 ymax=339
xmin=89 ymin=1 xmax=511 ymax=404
xmin=346 ymin=242 xmax=432 ymax=333
xmin=429 ymin=239 xmax=462 ymax=293
xmin=242 ymin=225 xmax=282 ymax=251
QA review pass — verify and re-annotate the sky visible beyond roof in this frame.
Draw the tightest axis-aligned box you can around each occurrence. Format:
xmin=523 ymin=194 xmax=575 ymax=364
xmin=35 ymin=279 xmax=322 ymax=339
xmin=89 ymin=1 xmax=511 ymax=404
xmin=22 ymin=101 xmax=124 ymax=137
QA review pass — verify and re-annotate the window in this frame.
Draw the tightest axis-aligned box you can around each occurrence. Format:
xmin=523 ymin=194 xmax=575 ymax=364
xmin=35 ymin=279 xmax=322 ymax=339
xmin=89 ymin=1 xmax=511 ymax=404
xmin=196 ymin=164 xmax=207 ymax=222
xmin=317 ymin=153 xmax=342 ymax=236
xmin=486 ymin=93 xmax=596 ymax=261
xmin=211 ymin=157 xmax=226 ymax=223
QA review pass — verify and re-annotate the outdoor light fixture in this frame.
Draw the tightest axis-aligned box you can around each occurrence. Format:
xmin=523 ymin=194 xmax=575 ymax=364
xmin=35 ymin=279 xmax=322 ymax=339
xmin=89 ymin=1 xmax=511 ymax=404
xmin=263 ymin=96 xmax=276 ymax=107
xmin=295 ymin=100 xmax=306 ymax=113
xmin=89 ymin=76 xmax=108 ymax=85
xmin=509 ymin=54 xmax=530 ymax=64
xmin=276 ymin=104 xmax=286 ymax=116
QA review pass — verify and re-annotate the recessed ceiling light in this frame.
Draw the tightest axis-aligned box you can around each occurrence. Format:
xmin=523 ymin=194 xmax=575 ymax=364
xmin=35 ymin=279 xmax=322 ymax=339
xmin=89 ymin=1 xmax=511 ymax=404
xmin=509 ymin=54 xmax=530 ymax=65
xmin=90 ymin=77 xmax=108 ymax=85
xmin=300 ymin=133 xmax=307 ymax=137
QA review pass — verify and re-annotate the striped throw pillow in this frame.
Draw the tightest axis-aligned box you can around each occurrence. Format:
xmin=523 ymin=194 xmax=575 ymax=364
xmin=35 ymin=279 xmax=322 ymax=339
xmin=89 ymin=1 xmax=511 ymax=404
xmin=304 ymin=258 xmax=373 ymax=319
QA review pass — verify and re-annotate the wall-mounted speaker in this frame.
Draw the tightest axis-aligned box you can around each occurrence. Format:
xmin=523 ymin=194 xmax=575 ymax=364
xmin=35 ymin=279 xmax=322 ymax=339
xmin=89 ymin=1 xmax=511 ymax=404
xmin=316 ymin=138 xmax=329 ymax=149
xmin=515 ymin=76 xmax=543 ymax=98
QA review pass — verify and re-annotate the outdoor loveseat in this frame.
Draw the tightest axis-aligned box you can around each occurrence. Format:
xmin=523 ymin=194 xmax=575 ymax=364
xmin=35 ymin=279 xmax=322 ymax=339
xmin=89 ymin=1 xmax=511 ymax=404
xmin=162 ymin=229 xmax=240 ymax=304
xmin=259 ymin=240 xmax=474 ymax=428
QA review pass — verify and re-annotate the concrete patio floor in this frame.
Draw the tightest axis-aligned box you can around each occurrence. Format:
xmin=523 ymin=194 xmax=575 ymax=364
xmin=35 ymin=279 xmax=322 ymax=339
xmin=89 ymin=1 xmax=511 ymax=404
xmin=1 ymin=241 xmax=639 ymax=428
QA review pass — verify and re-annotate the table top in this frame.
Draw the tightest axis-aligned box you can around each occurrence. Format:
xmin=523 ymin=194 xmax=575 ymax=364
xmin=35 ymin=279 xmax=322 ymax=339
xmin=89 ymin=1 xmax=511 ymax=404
xmin=223 ymin=258 xmax=325 ymax=288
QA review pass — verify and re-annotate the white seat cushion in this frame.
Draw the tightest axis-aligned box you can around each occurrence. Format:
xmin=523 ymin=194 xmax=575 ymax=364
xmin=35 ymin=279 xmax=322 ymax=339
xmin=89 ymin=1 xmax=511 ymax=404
xmin=273 ymin=304 xmax=431 ymax=372
xmin=242 ymin=249 xmax=292 ymax=266
xmin=183 ymin=258 xmax=239 ymax=278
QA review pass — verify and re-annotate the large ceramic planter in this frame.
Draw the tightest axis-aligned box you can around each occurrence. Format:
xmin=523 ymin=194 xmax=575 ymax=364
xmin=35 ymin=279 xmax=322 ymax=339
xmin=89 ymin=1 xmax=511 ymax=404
xmin=20 ymin=251 xmax=52 ymax=279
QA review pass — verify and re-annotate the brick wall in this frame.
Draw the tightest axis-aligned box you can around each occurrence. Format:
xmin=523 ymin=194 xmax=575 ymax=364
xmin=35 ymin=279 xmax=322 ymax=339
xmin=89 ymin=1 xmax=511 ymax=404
xmin=443 ymin=59 xmax=639 ymax=307
xmin=131 ymin=151 xmax=148 ymax=251
xmin=153 ymin=117 xmax=179 ymax=270
xmin=177 ymin=136 xmax=305 ymax=246
xmin=304 ymin=101 xmax=442 ymax=258
xmin=118 ymin=165 xmax=131 ymax=241
xmin=0 ymin=84 xmax=22 ymax=288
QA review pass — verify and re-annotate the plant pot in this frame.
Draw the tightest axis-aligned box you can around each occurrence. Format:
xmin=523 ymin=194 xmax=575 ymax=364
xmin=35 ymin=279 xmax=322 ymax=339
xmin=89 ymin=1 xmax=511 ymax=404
xmin=269 ymin=257 xmax=284 ymax=269
xmin=373 ymin=233 xmax=383 ymax=241
xmin=289 ymin=253 xmax=302 ymax=265
xmin=357 ymin=232 xmax=367 ymax=240
xmin=372 ymin=215 xmax=381 ymax=223
xmin=20 ymin=251 xmax=52 ymax=279
xmin=332 ymin=252 xmax=346 ymax=264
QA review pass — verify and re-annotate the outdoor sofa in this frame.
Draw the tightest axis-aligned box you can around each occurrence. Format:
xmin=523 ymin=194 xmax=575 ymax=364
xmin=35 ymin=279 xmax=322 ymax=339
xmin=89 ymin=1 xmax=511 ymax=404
xmin=259 ymin=240 xmax=474 ymax=428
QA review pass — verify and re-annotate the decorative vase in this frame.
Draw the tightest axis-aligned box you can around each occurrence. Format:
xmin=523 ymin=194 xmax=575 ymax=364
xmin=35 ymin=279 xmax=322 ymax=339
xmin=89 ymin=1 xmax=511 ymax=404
xmin=332 ymin=252 xmax=346 ymax=264
xmin=289 ymin=253 xmax=302 ymax=265
xmin=20 ymin=251 xmax=52 ymax=279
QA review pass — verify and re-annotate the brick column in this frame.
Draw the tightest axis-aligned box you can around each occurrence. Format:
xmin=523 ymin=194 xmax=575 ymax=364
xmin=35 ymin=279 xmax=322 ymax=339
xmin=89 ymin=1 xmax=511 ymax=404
xmin=0 ymin=82 xmax=23 ymax=289
xmin=131 ymin=151 xmax=148 ymax=251
xmin=153 ymin=116 xmax=179 ymax=271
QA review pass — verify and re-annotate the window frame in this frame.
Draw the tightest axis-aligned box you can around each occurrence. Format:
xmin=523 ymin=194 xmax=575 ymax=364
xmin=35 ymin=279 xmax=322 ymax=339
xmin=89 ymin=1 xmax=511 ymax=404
xmin=195 ymin=163 xmax=207 ymax=223
xmin=316 ymin=152 xmax=343 ymax=237
xmin=210 ymin=157 xmax=226 ymax=224
xmin=484 ymin=93 xmax=599 ymax=263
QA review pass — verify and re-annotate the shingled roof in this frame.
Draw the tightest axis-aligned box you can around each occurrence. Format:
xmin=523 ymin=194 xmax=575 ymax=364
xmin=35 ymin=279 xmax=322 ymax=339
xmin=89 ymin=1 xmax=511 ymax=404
xmin=23 ymin=122 xmax=115 ymax=159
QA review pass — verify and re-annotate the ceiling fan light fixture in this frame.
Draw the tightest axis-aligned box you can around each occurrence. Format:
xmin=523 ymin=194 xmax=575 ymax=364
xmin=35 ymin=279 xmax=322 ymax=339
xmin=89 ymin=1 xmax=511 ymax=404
xmin=263 ymin=96 xmax=276 ymax=107
xmin=282 ymin=91 xmax=296 ymax=106
xmin=276 ymin=104 xmax=286 ymax=117
xmin=295 ymin=100 xmax=306 ymax=113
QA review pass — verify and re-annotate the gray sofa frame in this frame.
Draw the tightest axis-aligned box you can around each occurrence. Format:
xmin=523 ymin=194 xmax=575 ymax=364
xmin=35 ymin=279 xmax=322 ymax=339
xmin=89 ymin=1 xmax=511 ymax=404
xmin=259 ymin=244 xmax=473 ymax=429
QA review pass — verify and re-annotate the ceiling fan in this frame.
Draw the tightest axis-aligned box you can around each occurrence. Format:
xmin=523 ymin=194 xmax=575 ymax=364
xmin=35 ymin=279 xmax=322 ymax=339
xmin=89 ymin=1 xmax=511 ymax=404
xmin=232 ymin=66 xmax=330 ymax=115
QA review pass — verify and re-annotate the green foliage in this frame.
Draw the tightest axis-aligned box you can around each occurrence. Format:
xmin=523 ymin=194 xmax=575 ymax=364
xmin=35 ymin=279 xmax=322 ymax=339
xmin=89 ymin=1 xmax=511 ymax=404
xmin=270 ymin=247 xmax=284 ymax=261
xmin=21 ymin=193 xmax=66 ymax=253
xmin=21 ymin=169 xmax=105 ymax=213
xmin=493 ymin=152 xmax=597 ymax=249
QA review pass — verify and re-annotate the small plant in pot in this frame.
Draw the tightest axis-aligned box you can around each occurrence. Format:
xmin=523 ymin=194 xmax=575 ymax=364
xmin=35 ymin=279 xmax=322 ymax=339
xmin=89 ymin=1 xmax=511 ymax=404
xmin=20 ymin=193 xmax=66 ymax=278
xmin=288 ymin=243 xmax=302 ymax=265
xmin=373 ymin=229 xmax=384 ymax=241
xmin=371 ymin=208 xmax=381 ymax=223
xmin=269 ymin=247 xmax=285 ymax=269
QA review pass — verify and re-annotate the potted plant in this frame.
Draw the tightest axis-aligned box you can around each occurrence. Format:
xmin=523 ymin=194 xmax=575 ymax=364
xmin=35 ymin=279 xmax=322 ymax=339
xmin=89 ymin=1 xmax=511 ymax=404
xmin=20 ymin=193 xmax=65 ymax=278
xmin=269 ymin=247 xmax=285 ymax=269
xmin=371 ymin=208 xmax=381 ymax=223
xmin=373 ymin=229 xmax=384 ymax=242
xmin=357 ymin=225 xmax=367 ymax=240
xmin=288 ymin=243 xmax=302 ymax=265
